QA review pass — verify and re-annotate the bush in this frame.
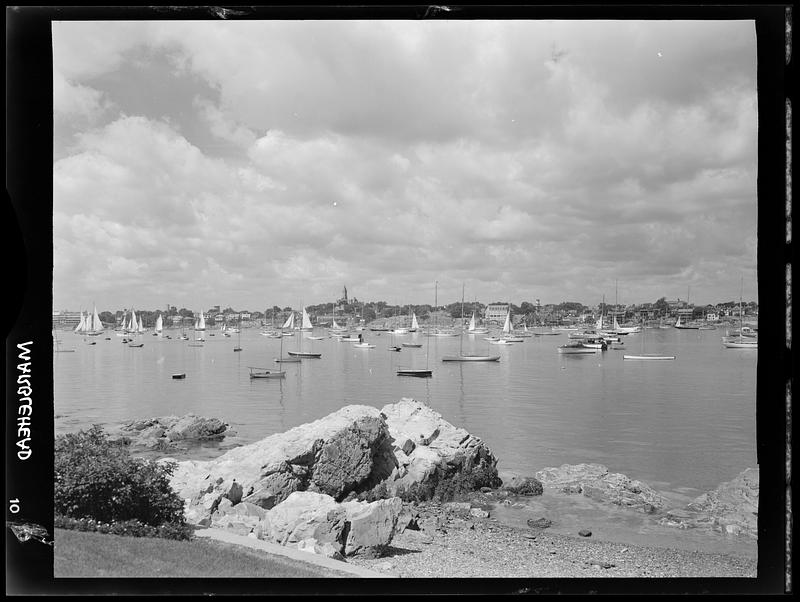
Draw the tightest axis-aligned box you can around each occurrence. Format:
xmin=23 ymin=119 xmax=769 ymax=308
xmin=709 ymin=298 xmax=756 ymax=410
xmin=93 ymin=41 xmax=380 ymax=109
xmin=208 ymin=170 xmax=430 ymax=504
xmin=54 ymin=516 xmax=194 ymax=540
xmin=55 ymin=425 xmax=186 ymax=529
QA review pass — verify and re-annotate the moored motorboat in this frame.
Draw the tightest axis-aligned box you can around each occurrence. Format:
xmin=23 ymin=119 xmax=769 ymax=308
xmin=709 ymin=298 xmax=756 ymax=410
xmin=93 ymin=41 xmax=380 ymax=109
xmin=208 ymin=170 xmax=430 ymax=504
xmin=557 ymin=342 xmax=597 ymax=354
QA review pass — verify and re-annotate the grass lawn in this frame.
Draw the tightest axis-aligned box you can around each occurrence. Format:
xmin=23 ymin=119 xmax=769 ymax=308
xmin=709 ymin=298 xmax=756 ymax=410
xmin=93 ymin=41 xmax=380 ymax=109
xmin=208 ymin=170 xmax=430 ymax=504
xmin=54 ymin=529 xmax=353 ymax=578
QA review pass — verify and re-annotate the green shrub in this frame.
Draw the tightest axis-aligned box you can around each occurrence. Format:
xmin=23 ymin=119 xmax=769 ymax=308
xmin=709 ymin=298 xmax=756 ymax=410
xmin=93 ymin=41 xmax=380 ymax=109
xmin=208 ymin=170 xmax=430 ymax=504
xmin=55 ymin=425 xmax=186 ymax=528
xmin=54 ymin=516 xmax=194 ymax=540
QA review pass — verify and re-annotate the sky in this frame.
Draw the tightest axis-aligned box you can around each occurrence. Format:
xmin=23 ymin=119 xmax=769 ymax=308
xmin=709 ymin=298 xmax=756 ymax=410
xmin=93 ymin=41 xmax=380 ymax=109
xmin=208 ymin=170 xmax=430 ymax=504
xmin=52 ymin=18 xmax=759 ymax=312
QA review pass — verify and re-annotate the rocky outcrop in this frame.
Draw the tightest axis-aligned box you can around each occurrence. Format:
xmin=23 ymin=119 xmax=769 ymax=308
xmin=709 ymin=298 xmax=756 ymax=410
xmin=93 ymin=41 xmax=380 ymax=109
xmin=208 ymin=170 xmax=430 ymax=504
xmin=499 ymin=472 xmax=544 ymax=496
xmin=255 ymin=491 xmax=404 ymax=557
xmin=107 ymin=414 xmax=231 ymax=451
xmin=168 ymin=405 xmax=395 ymax=526
xmin=379 ymin=398 xmax=501 ymax=496
xmin=658 ymin=468 xmax=759 ymax=537
xmin=169 ymin=399 xmax=500 ymax=529
xmin=534 ymin=463 xmax=668 ymax=514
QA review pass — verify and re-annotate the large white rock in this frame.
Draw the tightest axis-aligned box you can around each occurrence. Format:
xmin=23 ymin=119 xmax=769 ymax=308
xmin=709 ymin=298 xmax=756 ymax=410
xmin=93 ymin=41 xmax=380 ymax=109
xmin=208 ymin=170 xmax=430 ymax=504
xmin=258 ymin=491 xmax=404 ymax=556
xmin=341 ymin=496 xmax=404 ymax=555
xmin=379 ymin=398 xmax=500 ymax=495
xmin=259 ymin=491 xmax=348 ymax=546
xmin=168 ymin=405 xmax=395 ymax=524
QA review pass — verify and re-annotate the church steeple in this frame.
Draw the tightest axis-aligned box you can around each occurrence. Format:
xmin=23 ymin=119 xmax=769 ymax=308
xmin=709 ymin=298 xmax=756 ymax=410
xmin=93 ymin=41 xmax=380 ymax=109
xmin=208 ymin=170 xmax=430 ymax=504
xmin=342 ymin=285 xmax=348 ymax=304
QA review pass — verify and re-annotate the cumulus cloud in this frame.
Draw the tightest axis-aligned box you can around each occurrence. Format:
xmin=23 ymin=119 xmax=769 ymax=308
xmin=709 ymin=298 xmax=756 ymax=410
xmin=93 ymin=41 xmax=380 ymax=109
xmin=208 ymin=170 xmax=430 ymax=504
xmin=52 ymin=19 xmax=759 ymax=310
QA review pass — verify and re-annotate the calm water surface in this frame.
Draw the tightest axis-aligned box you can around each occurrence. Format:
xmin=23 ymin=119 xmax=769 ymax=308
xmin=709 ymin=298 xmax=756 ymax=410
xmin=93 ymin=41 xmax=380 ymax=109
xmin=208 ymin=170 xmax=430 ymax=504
xmin=54 ymin=326 xmax=757 ymax=498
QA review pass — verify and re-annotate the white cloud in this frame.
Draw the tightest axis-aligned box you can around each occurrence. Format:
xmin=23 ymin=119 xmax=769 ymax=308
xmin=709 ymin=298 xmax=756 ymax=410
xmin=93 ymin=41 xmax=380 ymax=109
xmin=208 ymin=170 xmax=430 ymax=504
xmin=52 ymin=20 xmax=760 ymax=309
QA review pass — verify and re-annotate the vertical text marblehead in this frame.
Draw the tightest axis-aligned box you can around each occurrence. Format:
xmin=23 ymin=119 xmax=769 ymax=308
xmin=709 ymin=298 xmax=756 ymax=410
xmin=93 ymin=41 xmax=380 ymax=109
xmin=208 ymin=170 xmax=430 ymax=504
xmin=16 ymin=341 xmax=33 ymax=460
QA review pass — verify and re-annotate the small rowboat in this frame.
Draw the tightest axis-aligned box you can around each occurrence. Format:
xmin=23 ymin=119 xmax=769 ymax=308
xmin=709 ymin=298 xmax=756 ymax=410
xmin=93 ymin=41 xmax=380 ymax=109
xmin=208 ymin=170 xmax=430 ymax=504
xmin=401 ymin=343 xmax=423 ymax=348
xmin=274 ymin=356 xmax=302 ymax=363
xmin=388 ymin=346 xmax=402 ymax=352
xmin=622 ymin=354 xmax=676 ymax=360
xmin=397 ymin=368 xmax=433 ymax=377
xmin=248 ymin=366 xmax=286 ymax=379
xmin=171 ymin=373 xmax=186 ymax=379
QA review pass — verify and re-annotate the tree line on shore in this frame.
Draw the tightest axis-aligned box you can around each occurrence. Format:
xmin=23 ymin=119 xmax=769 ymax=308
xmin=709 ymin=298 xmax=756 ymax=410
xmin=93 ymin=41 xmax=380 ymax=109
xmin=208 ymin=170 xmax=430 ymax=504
xmin=90 ymin=296 xmax=756 ymax=330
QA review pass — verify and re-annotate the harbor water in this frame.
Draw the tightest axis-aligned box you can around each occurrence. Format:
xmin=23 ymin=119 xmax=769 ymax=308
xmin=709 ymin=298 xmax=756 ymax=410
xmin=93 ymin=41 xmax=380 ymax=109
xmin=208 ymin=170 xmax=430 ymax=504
xmin=54 ymin=326 xmax=756 ymax=500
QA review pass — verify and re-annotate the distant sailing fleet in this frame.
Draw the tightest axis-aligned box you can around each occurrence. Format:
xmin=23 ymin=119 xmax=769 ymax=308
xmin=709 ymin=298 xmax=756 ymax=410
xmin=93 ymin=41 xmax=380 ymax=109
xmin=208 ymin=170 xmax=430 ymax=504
xmin=58 ymin=295 xmax=757 ymax=376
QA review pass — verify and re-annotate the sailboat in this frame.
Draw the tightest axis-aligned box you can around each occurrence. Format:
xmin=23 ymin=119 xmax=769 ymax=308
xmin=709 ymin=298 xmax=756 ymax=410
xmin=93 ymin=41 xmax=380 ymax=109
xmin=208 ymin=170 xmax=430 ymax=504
xmin=409 ymin=311 xmax=419 ymax=333
xmin=723 ymin=278 xmax=758 ymax=349
xmin=74 ymin=311 xmax=86 ymax=334
xmin=233 ymin=314 xmax=243 ymax=352
xmin=127 ymin=314 xmax=145 ymax=346
xmin=78 ymin=304 xmax=105 ymax=336
xmin=188 ymin=311 xmax=204 ymax=347
xmin=274 ymin=319 xmax=301 ymax=363
xmin=195 ymin=310 xmax=207 ymax=332
xmin=398 ymin=285 xmax=434 ymax=376
xmin=488 ymin=309 xmax=519 ymax=344
xmin=154 ymin=313 xmax=163 ymax=337
xmin=623 ymin=318 xmax=675 ymax=360
xmin=288 ymin=307 xmax=322 ymax=358
xmin=249 ymin=323 xmax=286 ymax=378
xmin=300 ymin=307 xmax=313 ymax=331
xmin=442 ymin=286 xmax=500 ymax=361
xmin=467 ymin=311 xmax=490 ymax=335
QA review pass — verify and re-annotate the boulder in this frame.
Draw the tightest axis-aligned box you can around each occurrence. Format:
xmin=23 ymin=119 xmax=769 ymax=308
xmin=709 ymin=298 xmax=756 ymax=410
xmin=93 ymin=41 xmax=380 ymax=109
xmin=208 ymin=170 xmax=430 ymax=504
xmin=168 ymin=405 xmax=396 ymax=525
xmin=107 ymin=414 xmax=231 ymax=451
xmin=499 ymin=472 xmax=544 ymax=496
xmin=527 ymin=518 xmax=552 ymax=529
xmin=658 ymin=468 xmax=759 ymax=538
xmin=259 ymin=491 xmax=348 ymax=547
xmin=380 ymin=398 xmax=501 ymax=496
xmin=535 ymin=463 xmax=668 ymax=513
xmin=341 ymin=496 xmax=404 ymax=556
xmin=258 ymin=491 xmax=403 ymax=557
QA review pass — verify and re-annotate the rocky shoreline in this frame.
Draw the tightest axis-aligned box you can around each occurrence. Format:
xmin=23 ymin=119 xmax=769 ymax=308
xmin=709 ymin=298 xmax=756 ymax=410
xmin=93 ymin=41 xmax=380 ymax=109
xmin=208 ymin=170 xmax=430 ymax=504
xmin=346 ymin=501 xmax=757 ymax=578
xmin=107 ymin=398 xmax=758 ymax=578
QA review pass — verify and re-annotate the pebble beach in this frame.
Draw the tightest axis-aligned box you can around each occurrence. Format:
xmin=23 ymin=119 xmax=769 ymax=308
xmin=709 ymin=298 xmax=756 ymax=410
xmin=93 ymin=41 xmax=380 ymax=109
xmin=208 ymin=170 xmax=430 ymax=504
xmin=346 ymin=502 xmax=757 ymax=579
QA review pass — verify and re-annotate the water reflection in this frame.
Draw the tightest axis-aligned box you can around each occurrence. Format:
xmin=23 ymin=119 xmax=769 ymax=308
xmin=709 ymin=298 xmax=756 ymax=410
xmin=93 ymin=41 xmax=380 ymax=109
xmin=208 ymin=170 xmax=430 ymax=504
xmin=54 ymin=326 xmax=756 ymax=497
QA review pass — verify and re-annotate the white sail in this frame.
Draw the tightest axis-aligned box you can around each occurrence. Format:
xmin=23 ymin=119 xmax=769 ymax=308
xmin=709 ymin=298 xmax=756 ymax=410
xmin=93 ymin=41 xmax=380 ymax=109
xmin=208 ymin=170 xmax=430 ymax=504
xmin=301 ymin=307 xmax=313 ymax=330
xmin=138 ymin=313 xmax=145 ymax=333
xmin=502 ymin=310 xmax=512 ymax=334
xmin=282 ymin=312 xmax=295 ymax=330
xmin=155 ymin=314 xmax=163 ymax=333
xmin=468 ymin=312 xmax=476 ymax=331
xmin=197 ymin=311 xmax=206 ymax=330
xmin=74 ymin=311 xmax=86 ymax=332
xmin=595 ymin=315 xmax=604 ymax=330
xmin=613 ymin=315 xmax=621 ymax=330
xmin=411 ymin=313 xmax=419 ymax=330
xmin=332 ymin=317 xmax=340 ymax=329
xmin=131 ymin=310 xmax=139 ymax=332
xmin=91 ymin=305 xmax=103 ymax=332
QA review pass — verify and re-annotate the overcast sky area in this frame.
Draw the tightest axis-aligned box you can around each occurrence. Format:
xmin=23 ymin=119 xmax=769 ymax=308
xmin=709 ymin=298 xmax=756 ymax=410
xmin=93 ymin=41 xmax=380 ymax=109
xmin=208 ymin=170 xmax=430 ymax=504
xmin=52 ymin=19 xmax=758 ymax=312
